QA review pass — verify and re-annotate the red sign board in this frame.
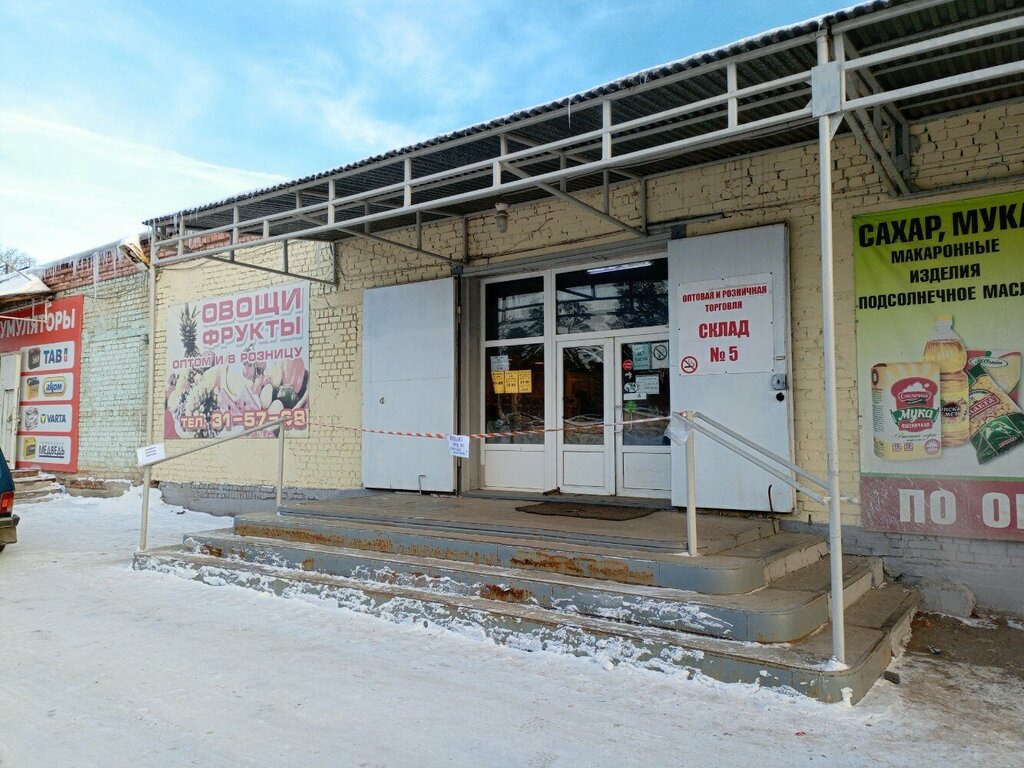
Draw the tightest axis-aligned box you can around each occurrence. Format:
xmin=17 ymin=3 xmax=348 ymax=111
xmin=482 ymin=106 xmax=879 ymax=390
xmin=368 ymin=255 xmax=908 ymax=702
xmin=0 ymin=297 xmax=83 ymax=472
xmin=862 ymin=476 xmax=1024 ymax=542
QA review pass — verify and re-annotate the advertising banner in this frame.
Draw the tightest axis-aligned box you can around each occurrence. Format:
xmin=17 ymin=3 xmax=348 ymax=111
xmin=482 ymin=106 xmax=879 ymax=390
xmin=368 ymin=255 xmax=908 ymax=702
xmin=0 ymin=296 xmax=84 ymax=472
xmin=854 ymin=192 xmax=1024 ymax=541
xmin=164 ymin=282 xmax=310 ymax=439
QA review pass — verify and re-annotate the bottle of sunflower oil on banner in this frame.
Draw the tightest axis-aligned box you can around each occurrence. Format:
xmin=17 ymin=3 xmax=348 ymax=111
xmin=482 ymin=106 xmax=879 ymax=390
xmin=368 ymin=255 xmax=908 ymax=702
xmin=923 ymin=314 xmax=969 ymax=447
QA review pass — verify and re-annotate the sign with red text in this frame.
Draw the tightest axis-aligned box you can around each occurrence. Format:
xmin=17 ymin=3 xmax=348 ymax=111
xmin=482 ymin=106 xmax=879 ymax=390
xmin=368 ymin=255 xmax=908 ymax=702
xmin=678 ymin=273 xmax=773 ymax=375
xmin=164 ymin=282 xmax=310 ymax=439
xmin=0 ymin=296 xmax=83 ymax=472
xmin=855 ymin=192 xmax=1024 ymax=542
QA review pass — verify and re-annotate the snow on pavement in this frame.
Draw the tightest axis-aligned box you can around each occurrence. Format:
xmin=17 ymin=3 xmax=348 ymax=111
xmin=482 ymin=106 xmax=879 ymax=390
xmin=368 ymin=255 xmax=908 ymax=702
xmin=1 ymin=490 xmax=1022 ymax=768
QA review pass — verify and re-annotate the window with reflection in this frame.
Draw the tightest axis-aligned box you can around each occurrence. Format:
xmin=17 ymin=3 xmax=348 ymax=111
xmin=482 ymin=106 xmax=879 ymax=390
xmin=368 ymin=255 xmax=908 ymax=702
xmin=620 ymin=340 xmax=671 ymax=446
xmin=486 ymin=277 xmax=544 ymax=341
xmin=484 ymin=344 xmax=545 ymax=444
xmin=562 ymin=345 xmax=605 ymax=445
xmin=556 ymin=259 xmax=668 ymax=335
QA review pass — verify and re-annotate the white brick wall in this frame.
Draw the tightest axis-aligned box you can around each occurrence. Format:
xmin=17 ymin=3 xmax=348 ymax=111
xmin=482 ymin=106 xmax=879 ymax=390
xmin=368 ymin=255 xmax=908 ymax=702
xmin=58 ymin=271 xmax=149 ymax=479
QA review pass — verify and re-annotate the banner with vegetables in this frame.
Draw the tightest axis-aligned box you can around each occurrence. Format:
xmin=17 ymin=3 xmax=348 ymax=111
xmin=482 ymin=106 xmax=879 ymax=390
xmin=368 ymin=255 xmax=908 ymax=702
xmin=854 ymin=192 xmax=1024 ymax=541
xmin=164 ymin=282 xmax=309 ymax=439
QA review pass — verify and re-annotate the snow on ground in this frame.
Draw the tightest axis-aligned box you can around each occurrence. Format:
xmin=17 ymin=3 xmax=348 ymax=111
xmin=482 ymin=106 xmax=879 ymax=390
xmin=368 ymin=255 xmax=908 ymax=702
xmin=2 ymin=490 xmax=1022 ymax=768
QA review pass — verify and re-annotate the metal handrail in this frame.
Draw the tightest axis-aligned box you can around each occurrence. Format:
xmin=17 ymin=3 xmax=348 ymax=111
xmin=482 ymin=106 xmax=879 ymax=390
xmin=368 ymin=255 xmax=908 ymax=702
xmin=136 ymin=418 xmax=288 ymax=552
xmin=679 ymin=411 xmax=858 ymax=503
xmin=683 ymin=418 xmax=828 ymax=505
xmin=673 ymin=409 xmax=860 ymax=559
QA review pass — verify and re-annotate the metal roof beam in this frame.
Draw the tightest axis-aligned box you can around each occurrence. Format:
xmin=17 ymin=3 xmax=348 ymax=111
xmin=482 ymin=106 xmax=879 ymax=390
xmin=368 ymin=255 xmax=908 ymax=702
xmin=155 ymin=71 xmax=814 ymax=251
xmin=202 ymin=253 xmax=337 ymax=286
xmin=844 ymin=109 xmax=908 ymax=196
xmin=839 ymin=36 xmax=909 ymax=128
xmin=154 ymin=107 xmax=814 ymax=265
xmin=831 ymin=0 xmax=960 ymax=34
xmin=836 ymin=33 xmax=911 ymax=197
xmin=150 ymin=32 xmax=823 ymax=229
xmin=504 ymin=131 xmax=636 ymax=180
xmin=150 ymin=5 xmax=1024 ymax=265
xmin=844 ymin=15 xmax=1024 ymax=74
xmin=853 ymin=6 xmax=1023 ymax=56
xmin=501 ymin=162 xmax=647 ymax=239
xmin=842 ymin=59 xmax=1024 ymax=113
xmin=335 ymin=227 xmax=458 ymax=265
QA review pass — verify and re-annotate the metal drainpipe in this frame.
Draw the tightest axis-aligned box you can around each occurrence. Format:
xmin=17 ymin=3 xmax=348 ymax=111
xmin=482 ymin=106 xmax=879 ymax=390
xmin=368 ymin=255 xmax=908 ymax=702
xmin=139 ymin=225 xmax=158 ymax=553
xmin=817 ymin=34 xmax=846 ymax=665
xmin=454 ymin=268 xmax=463 ymax=495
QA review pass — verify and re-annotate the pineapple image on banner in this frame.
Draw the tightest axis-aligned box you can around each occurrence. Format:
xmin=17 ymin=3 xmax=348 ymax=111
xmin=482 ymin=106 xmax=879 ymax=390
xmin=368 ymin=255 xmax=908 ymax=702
xmin=164 ymin=282 xmax=310 ymax=439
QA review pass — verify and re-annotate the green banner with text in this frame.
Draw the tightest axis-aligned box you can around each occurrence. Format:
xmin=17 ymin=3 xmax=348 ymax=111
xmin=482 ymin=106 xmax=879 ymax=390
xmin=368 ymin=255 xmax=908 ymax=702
xmin=854 ymin=191 xmax=1024 ymax=541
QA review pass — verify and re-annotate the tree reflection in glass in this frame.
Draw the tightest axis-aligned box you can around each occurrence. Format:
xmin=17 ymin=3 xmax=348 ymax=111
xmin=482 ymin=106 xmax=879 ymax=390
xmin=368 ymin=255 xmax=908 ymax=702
xmin=563 ymin=345 xmax=604 ymax=445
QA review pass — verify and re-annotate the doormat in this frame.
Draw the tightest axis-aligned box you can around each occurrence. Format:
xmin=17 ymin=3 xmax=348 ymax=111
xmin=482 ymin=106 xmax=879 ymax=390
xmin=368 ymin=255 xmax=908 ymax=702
xmin=516 ymin=502 xmax=656 ymax=521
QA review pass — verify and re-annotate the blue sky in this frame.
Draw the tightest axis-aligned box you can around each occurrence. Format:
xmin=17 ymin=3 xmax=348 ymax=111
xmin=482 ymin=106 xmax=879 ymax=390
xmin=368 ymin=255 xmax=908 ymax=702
xmin=0 ymin=0 xmax=846 ymax=263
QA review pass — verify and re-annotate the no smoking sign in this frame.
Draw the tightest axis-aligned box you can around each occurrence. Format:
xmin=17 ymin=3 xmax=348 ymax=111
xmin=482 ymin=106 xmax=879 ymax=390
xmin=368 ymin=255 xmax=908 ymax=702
xmin=680 ymin=355 xmax=699 ymax=374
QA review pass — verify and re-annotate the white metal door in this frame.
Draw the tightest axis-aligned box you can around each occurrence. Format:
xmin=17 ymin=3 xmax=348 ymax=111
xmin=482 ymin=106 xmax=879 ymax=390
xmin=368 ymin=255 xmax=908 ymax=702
xmin=557 ymin=339 xmax=613 ymax=494
xmin=362 ymin=278 xmax=456 ymax=492
xmin=668 ymin=225 xmax=794 ymax=512
xmin=615 ymin=335 xmax=672 ymax=497
xmin=0 ymin=353 xmax=20 ymax=462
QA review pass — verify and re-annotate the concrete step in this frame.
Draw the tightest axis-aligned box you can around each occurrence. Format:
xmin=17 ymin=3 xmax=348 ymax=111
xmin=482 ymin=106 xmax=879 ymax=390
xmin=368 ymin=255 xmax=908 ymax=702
xmin=15 ymin=484 xmax=63 ymax=501
xmin=14 ymin=473 xmax=59 ymax=488
xmin=133 ymin=544 xmax=919 ymax=704
xmin=233 ymin=512 xmax=817 ymax=595
xmin=277 ymin=502 xmax=779 ymax=554
xmin=183 ymin=528 xmax=870 ymax=643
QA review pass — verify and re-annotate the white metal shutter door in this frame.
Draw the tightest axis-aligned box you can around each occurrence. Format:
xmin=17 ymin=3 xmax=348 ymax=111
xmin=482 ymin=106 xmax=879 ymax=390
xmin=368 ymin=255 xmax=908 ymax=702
xmin=362 ymin=278 xmax=456 ymax=491
xmin=668 ymin=225 xmax=795 ymax=512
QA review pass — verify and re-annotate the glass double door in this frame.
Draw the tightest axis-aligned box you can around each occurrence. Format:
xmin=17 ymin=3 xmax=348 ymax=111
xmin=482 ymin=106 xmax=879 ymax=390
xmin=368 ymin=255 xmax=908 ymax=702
xmin=557 ymin=334 xmax=672 ymax=497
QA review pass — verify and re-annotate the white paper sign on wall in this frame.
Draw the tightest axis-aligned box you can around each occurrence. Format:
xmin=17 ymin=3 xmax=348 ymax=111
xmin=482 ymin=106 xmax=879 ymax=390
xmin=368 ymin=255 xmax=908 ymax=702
xmin=677 ymin=273 xmax=774 ymax=376
xmin=447 ymin=434 xmax=470 ymax=458
xmin=136 ymin=443 xmax=166 ymax=466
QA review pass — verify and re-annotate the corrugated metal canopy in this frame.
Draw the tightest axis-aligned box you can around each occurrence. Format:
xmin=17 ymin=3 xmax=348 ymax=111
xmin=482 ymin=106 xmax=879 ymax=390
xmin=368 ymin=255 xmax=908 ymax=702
xmin=147 ymin=0 xmax=1024 ymax=264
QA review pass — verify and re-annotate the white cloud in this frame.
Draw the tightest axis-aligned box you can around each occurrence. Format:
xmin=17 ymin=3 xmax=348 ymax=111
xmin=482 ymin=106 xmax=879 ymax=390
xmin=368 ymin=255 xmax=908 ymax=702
xmin=0 ymin=111 xmax=285 ymax=263
xmin=316 ymin=92 xmax=431 ymax=156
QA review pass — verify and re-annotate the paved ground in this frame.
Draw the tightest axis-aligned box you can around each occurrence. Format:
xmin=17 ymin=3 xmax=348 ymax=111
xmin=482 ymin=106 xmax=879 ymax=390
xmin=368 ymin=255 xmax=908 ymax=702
xmin=2 ymin=491 xmax=1023 ymax=768
xmin=907 ymin=613 xmax=1024 ymax=681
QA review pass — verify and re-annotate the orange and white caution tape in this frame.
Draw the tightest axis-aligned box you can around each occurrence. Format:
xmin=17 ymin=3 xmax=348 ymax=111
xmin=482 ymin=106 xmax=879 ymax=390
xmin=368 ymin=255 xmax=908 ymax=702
xmin=308 ymin=414 xmax=671 ymax=440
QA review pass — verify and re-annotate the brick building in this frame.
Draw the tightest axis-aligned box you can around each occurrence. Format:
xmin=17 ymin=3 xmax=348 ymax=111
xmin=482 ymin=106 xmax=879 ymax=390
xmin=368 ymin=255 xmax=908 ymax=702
xmin=139 ymin=0 xmax=1022 ymax=622
xmin=0 ymin=240 xmax=150 ymax=485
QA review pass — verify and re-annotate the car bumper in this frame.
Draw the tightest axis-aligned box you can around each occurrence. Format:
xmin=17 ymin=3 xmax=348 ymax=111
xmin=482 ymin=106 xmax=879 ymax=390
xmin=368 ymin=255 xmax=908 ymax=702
xmin=0 ymin=514 xmax=18 ymax=545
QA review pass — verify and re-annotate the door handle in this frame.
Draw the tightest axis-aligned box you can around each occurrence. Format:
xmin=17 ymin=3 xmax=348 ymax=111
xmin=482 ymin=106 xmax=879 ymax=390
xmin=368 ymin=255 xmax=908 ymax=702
xmin=614 ymin=404 xmax=623 ymax=434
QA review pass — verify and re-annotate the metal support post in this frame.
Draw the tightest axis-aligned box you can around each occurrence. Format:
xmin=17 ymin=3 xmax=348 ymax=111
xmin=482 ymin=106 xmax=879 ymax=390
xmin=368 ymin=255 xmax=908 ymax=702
xmin=817 ymin=36 xmax=846 ymax=665
xmin=685 ymin=413 xmax=698 ymax=557
xmin=140 ymin=465 xmax=151 ymax=552
xmin=139 ymin=226 xmax=158 ymax=554
xmin=276 ymin=425 xmax=285 ymax=508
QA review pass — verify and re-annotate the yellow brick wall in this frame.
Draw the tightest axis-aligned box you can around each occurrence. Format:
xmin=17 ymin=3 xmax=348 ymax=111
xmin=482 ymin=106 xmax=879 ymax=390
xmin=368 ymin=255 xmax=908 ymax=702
xmin=152 ymin=101 xmax=1024 ymax=527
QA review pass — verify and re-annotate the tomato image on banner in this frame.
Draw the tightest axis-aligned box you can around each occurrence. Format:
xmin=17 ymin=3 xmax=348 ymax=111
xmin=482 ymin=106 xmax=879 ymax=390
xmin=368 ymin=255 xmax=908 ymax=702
xmin=854 ymin=191 xmax=1024 ymax=542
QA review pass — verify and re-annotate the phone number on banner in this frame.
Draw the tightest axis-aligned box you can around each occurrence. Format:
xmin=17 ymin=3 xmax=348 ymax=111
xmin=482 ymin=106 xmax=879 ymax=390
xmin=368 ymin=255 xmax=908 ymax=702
xmin=178 ymin=408 xmax=309 ymax=432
